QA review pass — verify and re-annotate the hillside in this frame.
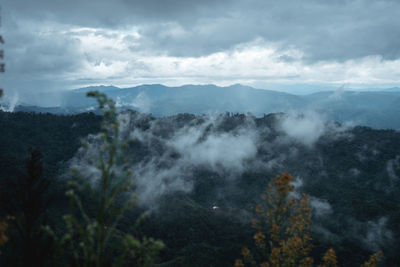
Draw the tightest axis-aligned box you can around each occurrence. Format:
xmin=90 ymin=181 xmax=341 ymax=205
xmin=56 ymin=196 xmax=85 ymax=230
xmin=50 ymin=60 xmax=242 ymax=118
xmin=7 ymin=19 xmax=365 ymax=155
xmin=0 ymin=110 xmax=399 ymax=266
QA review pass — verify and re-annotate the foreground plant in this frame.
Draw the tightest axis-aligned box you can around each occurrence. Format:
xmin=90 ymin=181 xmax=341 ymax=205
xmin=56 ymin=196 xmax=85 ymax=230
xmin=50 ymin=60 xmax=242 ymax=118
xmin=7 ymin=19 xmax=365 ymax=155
xmin=235 ymin=173 xmax=383 ymax=267
xmin=45 ymin=91 xmax=163 ymax=267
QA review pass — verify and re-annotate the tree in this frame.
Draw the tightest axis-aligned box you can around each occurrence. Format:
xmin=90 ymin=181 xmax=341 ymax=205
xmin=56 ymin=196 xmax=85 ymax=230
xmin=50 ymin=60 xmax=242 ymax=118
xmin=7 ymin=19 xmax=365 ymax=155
xmin=235 ymin=173 xmax=383 ymax=267
xmin=45 ymin=91 xmax=163 ymax=267
xmin=4 ymin=149 xmax=52 ymax=266
xmin=235 ymin=173 xmax=313 ymax=267
xmin=0 ymin=58 xmax=6 ymax=246
xmin=0 ymin=13 xmax=4 ymax=97
xmin=0 ymin=28 xmax=8 ymax=250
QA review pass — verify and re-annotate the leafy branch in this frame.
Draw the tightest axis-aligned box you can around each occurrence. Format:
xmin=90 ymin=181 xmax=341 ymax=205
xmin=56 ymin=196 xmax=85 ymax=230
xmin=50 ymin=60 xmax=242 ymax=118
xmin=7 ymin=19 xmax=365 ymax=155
xmin=45 ymin=91 xmax=163 ymax=267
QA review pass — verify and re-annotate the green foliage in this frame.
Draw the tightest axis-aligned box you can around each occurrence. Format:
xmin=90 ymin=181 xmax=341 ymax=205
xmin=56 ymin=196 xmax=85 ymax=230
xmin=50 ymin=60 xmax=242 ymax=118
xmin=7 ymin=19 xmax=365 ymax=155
xmin=0 ymin=111 xmax=102 ymax=181
xmin=45 ymin=91 xmax=163 ymax=267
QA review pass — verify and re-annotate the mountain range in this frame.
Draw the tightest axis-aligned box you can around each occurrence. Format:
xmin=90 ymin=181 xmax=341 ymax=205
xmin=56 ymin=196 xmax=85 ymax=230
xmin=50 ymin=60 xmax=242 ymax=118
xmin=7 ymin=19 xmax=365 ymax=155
xmin=5 ymin=84 xmax=400 ymax=129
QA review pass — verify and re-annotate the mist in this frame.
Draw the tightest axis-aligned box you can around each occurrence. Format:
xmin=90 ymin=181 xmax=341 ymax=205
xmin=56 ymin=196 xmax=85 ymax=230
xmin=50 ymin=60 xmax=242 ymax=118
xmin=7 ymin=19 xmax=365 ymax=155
xmin=64 ymin=109 xmax=400 ymax=254
xmin=69 ymin=110 xmax=353 ymax=207
xmin=0 ymin=90 xmax=19 ymax=112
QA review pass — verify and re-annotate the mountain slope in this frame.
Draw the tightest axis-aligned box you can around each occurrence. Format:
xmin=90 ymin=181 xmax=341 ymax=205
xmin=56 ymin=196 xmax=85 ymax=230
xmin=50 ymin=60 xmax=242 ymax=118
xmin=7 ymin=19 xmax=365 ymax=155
xmin=7 ymin=84 xmax=400 ymax=129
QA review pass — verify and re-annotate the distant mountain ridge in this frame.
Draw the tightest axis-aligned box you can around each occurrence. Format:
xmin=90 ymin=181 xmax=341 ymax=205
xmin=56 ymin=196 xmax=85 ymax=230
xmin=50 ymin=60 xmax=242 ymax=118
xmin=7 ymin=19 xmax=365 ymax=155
xmin=5 ymin=84 xmax=400 ymax=129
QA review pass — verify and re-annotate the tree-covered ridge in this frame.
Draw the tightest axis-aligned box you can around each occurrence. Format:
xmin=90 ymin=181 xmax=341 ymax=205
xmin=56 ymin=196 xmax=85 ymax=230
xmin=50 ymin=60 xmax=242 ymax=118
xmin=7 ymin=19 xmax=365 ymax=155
xmin=0 ymin=109 xmax=399 ymax=266
xmin=0 ymin=111 xmax=102 ymax=179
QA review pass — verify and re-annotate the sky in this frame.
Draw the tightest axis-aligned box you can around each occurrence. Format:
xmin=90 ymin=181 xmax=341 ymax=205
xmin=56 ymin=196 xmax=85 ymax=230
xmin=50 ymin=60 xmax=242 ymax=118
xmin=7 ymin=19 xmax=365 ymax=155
xmin=1 ymin=0 xmax=400 ymax=95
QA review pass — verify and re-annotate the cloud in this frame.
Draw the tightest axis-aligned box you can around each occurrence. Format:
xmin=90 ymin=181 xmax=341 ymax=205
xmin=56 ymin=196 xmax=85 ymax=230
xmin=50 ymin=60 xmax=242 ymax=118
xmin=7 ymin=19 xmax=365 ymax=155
xmin=3 ymin=19 xmax=82 ymax=77
xmin=0 ymin=89 xmax=19 ymax=112
xmin=386 ymin=156 xmax=400 ymax=186
xmin=314 ymin=216 xmax=394 ymax=252
xmin=288 ymin=176 xmax=333 ymax=218
xmin=7 ymin=0 xmax=398 ymax=62
xmin=166 ymin=118 xmax=258 ymax=172
xmin=356 ymin=144 xmax=380 ymax=163
xmin=70 ymin=110 xmax=351 ymax=205
xmin=278 ymin=111 xmax=351 ymax=147
xmin=362 ymin=217 xmax=393 ymax=251
xmin=116 ymin=91 xmax=152 ymax=113
xmin=70 ymin=113 xmax=261 ymax=204
xmin=309 ymin=197 xmax=332 ymax=217
xmin=3 ymin=0 xmax=233 ymax=28
xmin=2 ymin=0 xmax=400 ymax=94
xmin=278 ymin=112 xmax=327 ymax=147
xmin=130 ymin=115 xmax=260 ymax=204
xmin=64 ymin=108 xmax=400 ymax=256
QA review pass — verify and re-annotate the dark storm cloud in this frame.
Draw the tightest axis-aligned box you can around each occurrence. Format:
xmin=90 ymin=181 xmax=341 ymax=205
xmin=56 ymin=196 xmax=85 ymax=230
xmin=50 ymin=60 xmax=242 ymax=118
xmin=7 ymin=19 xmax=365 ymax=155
xmin=3 ymin=0 xmax=400 ymax=61
xmin=1 ymin=14 xmax=83 ymax=82
xmin=3 ymin=0 xmax=233 ymax=27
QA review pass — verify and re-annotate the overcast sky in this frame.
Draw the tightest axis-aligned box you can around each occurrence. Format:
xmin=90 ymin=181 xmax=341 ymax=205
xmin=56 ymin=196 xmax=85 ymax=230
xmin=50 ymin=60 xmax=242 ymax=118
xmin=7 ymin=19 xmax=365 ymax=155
xmin=1 ymin=0 xmax=400 ymax=95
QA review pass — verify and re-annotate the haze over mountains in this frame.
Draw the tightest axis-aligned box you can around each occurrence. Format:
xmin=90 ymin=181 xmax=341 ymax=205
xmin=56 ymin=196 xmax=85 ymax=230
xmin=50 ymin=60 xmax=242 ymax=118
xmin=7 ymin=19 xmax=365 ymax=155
xmin=3 ymin=84 xmax=400 ymax=129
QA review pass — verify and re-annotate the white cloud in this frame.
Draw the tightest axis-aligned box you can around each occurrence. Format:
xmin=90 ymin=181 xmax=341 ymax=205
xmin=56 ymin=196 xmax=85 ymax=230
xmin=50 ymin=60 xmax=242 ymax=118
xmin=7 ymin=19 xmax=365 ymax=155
xmin=5 ymin=20 xmax=400 ymax=94
xmin=279 ymin=112 xmax=326 ymax=147
xmin=0 ymin=90 xmax=20 ymax=112
xmin=70 ymin=34 xmax=400 ymax=88
xmin=2 ymin=0 xmax=400 ymax=95
xmin=168 ymin=121 xmax=258 ymax=172
xmin=309 ymin=197 xmax=332 ymax=217
xmin=69 ymin=113 xmax=262 ymax=204
xmin=116 ymin=91 xmax=152 ymax=113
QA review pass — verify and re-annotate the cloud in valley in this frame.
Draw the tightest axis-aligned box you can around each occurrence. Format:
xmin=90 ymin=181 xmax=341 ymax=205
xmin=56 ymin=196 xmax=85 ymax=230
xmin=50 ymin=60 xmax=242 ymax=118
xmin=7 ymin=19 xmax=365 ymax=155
xmin=278 ymin=111 xmax=349 ymax=147
xmin=70 ymin=113 xmax=261 ymax=204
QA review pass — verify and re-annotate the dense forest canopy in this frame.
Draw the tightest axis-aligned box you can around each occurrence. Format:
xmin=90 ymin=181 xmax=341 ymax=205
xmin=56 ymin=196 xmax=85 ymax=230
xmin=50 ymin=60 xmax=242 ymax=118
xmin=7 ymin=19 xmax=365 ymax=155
xmin=0 ymin=108 xmax=399 ymax=266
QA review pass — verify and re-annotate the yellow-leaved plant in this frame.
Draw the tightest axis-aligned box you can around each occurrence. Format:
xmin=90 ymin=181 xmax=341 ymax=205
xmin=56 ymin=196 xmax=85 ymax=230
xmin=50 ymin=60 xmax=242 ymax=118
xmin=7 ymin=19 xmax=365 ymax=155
xmin=235 ymin=173 xmax=383 ymax=267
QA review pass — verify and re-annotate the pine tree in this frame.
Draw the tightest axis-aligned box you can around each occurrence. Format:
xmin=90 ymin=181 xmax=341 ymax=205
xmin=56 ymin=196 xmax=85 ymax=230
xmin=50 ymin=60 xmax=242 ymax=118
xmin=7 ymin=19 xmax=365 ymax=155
xmin=45 ymin=91 xmax=163 ymax=267
xmin=0 ymin=21 xmax=4 ymax=97
xmin=12 ymin=149 xmax=52 ymax=266
xmin=0 ymin=78 xmax=10 ymax=254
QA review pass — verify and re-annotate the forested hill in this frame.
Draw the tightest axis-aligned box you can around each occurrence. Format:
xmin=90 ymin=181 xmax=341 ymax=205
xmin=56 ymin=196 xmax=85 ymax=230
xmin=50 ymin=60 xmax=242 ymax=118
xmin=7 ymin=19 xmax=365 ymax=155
xmin=1 ymin=110 xmax=400 ymax=266
xmin=0 ymin=111 xmax=101 ymax=179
